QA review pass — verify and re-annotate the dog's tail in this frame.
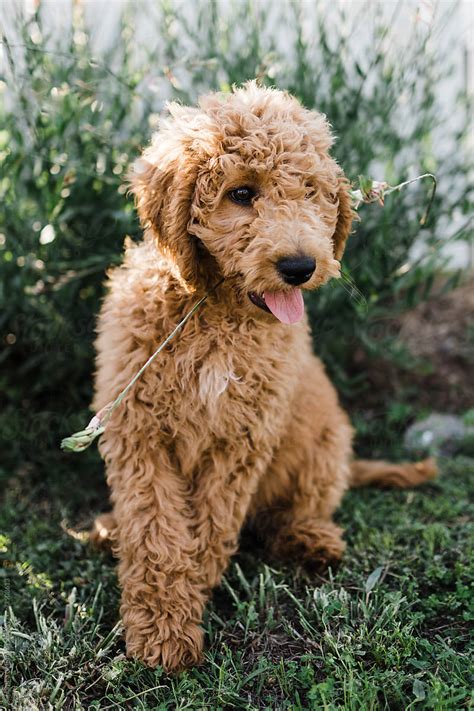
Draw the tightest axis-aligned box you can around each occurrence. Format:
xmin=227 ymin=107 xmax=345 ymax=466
xmin=350 ymin=457 xmax=437 ymax=489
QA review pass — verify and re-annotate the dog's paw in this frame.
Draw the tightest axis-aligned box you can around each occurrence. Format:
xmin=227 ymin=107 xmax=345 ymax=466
xmin=271 ymin=520 xmax=346 ymax=568
xmin=126 ymin=620 xmax=204 ymax=673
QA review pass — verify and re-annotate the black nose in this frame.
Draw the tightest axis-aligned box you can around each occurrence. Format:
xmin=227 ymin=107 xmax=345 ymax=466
xmin=277 ymin=256 xmax=316 ymax=286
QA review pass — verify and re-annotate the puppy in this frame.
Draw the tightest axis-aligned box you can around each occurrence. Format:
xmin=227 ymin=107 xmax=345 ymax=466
xmin=92 ymin=82 xmax=436 ymax=672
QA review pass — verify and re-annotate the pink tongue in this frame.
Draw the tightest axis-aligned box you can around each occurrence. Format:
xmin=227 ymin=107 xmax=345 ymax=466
xmin=263 ymin=289 xmax=305 ymax=324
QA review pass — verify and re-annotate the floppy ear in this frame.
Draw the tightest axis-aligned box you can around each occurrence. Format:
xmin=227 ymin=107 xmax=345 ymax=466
xmin=129 ymin=115 xmax=203 ymax=290
xmin=332 ymin=176 xmax=355 ymax=261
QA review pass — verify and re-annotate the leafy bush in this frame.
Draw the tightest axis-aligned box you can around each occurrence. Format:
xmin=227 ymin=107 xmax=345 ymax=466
xmin=0 ymin=1 xmax=471 ymax=474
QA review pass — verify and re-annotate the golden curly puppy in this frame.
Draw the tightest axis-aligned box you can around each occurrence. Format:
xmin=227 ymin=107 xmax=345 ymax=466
xmin=92 ymin=82 xmax=436 ymax=672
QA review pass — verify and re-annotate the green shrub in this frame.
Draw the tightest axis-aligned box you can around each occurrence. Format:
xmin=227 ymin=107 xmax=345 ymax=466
xmin=0 ymin=1 xmax=471 ymax=474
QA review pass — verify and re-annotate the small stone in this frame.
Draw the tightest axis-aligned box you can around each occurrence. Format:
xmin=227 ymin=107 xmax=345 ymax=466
xmin=404 ymin=413 xmax=466 ymax=456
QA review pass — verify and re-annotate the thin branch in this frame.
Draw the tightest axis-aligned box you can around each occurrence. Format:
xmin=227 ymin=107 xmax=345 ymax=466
xmin=61 ymin=278 xmax=224 ymax=452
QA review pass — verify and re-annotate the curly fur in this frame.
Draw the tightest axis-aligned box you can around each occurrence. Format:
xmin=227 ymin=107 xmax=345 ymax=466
xmin=91 ymin=82 xmax=437 ymax=672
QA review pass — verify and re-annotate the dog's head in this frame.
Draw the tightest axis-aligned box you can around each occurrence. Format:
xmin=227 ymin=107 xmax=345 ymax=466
xmin=130 ymin=82 xmax=354 ymax=324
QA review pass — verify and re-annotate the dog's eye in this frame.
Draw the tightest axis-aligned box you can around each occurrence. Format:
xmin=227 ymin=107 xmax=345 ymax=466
xmin=228 ymin=186 xmax=256 ymax=206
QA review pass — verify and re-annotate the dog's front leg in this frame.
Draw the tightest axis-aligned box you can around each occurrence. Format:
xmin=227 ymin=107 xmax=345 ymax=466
xmin=191 ymin=446 xmax=273 ymax=589
xmin=103 ymin=439 xmax=206 ymax=673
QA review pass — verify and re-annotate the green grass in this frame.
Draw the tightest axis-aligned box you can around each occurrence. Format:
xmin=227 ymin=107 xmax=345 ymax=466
xmin=1 ymin=455 xmax=473 ymax=710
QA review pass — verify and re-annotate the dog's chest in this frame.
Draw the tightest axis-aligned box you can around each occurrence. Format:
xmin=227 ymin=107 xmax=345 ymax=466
xmin=126 ymin=310 xmax=311 ymax=475
xmin=198 ymin=354 xmax=241 ymax=411
xmin=171 ymin=323 xmax=303 ymax=438
xmin=161 ymin=333 xmax=298 ymax=479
